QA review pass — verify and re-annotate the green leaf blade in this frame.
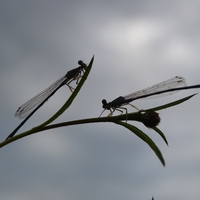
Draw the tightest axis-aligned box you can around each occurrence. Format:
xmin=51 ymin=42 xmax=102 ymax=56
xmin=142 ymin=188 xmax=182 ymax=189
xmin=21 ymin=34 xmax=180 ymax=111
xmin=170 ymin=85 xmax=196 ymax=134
xmin=153 ymin=126 xmax=168 ymax=146
xmin=115 ymin=121 xmax=165 ymax=166
xmin=145 ymin=93 xmax=197 ymax=112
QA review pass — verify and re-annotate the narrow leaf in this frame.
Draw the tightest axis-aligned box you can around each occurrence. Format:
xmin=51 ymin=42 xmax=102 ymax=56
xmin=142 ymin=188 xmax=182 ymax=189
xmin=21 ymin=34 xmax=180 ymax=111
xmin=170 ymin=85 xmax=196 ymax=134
xmin=145 ymin=93 xmax=197 ymax=112
xmin=115 ymin=121 xmax=165 ymax=166
xmin=153 ymin=126 xmax=168 ymax=146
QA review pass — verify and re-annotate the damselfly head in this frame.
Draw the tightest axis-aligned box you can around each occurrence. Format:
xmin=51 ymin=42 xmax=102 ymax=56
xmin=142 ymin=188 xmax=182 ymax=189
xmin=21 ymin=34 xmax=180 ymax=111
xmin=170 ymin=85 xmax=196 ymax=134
xmin=78 ymin=60 xmax=83 ymax=65
xmin=102 ymin=99 xmax=109 ymax=109
xmin=78 ymin=60 xmax=87 ymax=68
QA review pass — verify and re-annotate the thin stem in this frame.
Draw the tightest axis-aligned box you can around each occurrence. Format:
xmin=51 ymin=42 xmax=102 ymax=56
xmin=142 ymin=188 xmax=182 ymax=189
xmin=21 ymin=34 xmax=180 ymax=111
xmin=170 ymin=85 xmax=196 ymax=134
xmin=0 ymin=112 xmax=141 ymax=148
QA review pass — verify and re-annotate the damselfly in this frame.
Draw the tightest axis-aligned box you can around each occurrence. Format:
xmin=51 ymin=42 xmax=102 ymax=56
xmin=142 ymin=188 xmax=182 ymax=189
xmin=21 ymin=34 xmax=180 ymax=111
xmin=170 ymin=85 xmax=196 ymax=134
xmin=100 ymin=76 xmax=200 ymax=117
xmin=6 ymin=60 xmax=87 ymax=140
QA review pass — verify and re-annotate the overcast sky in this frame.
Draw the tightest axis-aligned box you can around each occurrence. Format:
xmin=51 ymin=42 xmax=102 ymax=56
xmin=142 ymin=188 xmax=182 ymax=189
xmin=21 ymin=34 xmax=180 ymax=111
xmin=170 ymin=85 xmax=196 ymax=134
xmin=1 ymin=1 xmax=200 ymax=200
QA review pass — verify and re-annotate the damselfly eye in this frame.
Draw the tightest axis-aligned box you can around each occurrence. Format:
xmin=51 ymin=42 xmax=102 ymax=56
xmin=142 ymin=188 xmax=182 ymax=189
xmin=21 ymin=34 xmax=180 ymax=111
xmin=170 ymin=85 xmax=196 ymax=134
xmin=102 ymin=99 xmax=108 ymax=108
xmin=102 ymin=99 xmax=107 ymax=104
xmin=78 ymin=60 xmax=83 ymax=65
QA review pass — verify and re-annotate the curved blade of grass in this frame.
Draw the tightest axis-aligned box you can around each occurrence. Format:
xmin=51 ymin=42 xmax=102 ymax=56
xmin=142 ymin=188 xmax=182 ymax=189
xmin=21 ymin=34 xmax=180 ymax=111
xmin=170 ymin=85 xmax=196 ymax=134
xmin=153 ymin=126 xmax=168 ymax=146
xmin=144 ymin=93 xmax=197 ymax=112
xmin=115 ymin=121 xmax=165 ymax=166
xmin=35 ymin=56 xmax=94 ymax=128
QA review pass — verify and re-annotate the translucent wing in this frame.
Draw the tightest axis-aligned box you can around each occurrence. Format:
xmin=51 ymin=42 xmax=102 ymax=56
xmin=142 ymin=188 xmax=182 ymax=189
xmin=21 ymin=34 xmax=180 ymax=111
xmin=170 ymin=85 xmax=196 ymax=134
xmin=15 ymin=75 xmax=68 ymax=119
xmin=123 ymin=76 xmax=187 ymax=101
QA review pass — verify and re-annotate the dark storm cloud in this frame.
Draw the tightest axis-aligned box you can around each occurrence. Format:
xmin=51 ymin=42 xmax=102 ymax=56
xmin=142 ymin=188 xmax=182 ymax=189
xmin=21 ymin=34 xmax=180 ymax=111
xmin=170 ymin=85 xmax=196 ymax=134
xmin=0 ymin=1 xmax=200 ymax=200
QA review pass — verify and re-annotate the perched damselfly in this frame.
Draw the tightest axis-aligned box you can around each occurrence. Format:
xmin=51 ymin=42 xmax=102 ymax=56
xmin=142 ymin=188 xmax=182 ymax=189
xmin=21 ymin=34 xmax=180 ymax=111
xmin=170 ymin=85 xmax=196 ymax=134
xmin=100 ymin=76 xmax=200 ymax=117
xmin=6 ymin=60 xmax=87 ymax=140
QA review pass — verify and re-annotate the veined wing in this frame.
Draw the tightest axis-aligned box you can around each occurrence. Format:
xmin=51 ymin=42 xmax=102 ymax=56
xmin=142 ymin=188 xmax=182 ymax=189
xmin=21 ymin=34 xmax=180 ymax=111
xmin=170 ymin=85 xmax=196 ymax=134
xmin=123 ymin=76 xmax=187 ymax=101
xmin=15 ymin=75 xmax=68 ymax=119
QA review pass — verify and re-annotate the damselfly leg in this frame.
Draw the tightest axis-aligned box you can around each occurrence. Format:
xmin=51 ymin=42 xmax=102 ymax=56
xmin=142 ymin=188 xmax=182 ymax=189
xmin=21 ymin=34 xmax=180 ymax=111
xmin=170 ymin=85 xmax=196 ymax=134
xmin=65 ymin=60 xmax=87 ymax=92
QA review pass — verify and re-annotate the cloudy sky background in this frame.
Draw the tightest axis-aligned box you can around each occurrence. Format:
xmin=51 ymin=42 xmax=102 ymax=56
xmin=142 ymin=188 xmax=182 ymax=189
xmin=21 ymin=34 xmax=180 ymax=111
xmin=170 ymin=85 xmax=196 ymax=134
xmin=1 ymin=1 xmax=200 ymax=199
